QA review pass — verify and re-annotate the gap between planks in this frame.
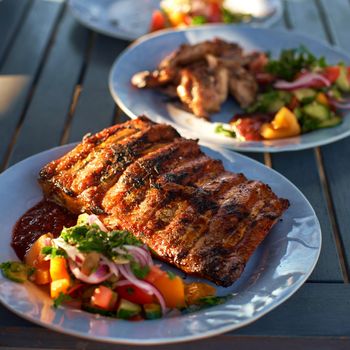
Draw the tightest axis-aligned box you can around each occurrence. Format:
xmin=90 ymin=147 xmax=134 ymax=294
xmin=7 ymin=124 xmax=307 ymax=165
xmin=314 ymin=0 xmax=350 ymax=283
xmin=0 ymin=0 xmax=34 ymax=70
xmin=315 ymin=148 xmax=350 ymax=283
xmin=0 ymin=2 xmax=66 ymax=172
xmin=60 ymin=32 xmax=96 ymax=145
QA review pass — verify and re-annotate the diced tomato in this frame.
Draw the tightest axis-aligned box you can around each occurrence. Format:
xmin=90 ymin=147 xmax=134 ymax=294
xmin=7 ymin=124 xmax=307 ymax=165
xmin=150 ymin=10 xmax=166 ymax=32
xmin=116 ymin=284 xmax=154 ymax=305
xmin=144 ymin=265 xmax=166 ymax=284
xmin=255 ymin=72 xmax=275 ymax=85
xmin=249 ymin=52 xmax=269 ymax=74
xmin=91 ymin=285 xmax=118 ymax=311
xmin=347 ymin=67 xmax=350 ymax=82
xmin=322 ymin=66 xmax=340 ymax=83
xmin=208 ymin=3 xmax=222 ymax=22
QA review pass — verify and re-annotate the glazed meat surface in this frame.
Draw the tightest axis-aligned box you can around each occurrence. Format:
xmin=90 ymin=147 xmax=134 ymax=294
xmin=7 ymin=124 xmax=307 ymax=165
xmin=39 ymin=116 xmax=289 ymax=287
xmin=131 ymin=38 xmax=258 ymax=119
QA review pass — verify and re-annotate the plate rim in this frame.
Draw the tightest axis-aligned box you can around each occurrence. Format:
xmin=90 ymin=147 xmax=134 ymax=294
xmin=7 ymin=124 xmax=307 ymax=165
xmin=67 ymin=0 xmax=282 ymax=41
xmin=109 ymin=24 xmax=350 ymax=152
xmin=0 ymin=143 xmax=322 ymax=345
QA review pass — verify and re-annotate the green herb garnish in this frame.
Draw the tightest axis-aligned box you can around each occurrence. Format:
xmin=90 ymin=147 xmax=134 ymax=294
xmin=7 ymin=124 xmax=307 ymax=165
xmin=60 ymin=215 xmax=144 ymax=260
xmin=53 ymin=292 xmax=73 ymax=308
xmin=266 ymin=45 xmax=328 ymax=81
xmin=215 ymin=124 xmax=236 ymax=138
xmin=166 ymin=271 xmax=176 ymax=280
xmin=191 ymin=15 xmax=207 ymax=25
xmin=41 ymin=246 xmax=67 ymax=258
xmin=130 ymin=261 xmax=150 ymax=279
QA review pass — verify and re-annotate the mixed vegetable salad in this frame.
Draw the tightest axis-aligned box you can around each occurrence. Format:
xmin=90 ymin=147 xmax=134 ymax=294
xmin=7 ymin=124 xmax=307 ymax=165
xmin=150 ymin=0 xmax=252 ymax=32
xmin=216 ymin=46 xmax=350 ymax=141
xmin=1 ymin=214 xmax=221 ymax=320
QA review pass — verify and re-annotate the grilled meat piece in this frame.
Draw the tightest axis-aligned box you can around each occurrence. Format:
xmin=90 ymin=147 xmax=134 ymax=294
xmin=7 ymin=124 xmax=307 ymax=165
xmin=177 ymin=62 xmax=229 ymax=119
xmin=39 ymin=116 xmax=289 ymax=287
xmin=131 ymin=38 xmax=258 ymax=119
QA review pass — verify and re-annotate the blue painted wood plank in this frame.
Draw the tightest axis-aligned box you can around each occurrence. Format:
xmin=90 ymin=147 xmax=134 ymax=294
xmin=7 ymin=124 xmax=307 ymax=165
xmin=0 ymin=0 xmax=64 ymax=167
xmin=66 ymin=34 xmax=129 ymax=142
xmin=318 ymin=0 xmax=350 ymax=274
xmin=269 ymin=1 xmax=343 ymax=282
xmin=7 ymin=9 xmax=90 ymax=166
xmin=0 ymin=0 xmax=32 ymax=67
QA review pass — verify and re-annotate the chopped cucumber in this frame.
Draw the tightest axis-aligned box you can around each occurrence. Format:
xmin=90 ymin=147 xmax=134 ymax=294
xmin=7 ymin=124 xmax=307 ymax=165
xmin=117 ymin=299 xmax=142 ymax=319
xmin=293 ymin=107 xmax=302 ymax=120
xmin=302 ymin=101 xmax=330 ymax=121
xmin=0 ymin=261 xmax=34 ymax=283
xmin=144 ymin=303 xmax=162 ymax=320
xmin=293 ymin=88 xmax=317 ymax=102
xmin=246 ymin=91 xmax=291 ymax=114
xmin=318 ymin=115 xmax=342 ymax=128
xmin=336 ymin=65 xmax=350 ymax=92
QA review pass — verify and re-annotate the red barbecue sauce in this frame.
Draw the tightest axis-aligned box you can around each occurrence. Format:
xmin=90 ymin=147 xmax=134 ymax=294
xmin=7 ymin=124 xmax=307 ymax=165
xmin=12 ymin=200 xmax=77 ymax=260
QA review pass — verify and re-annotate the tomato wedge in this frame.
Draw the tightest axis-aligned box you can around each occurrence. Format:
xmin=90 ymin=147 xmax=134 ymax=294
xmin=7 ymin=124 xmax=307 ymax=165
xmin=208 ymin=3 xmax=222 ymax=22
xmin=116 ymin=284 xmax=154 ymax=305
xmin=323 ymin=66 xmax=340 ymax=83
xmin=150 ymin=10 xmax=166 ymax=32
xmin=144 ymin=265 xmax=166 ymax=284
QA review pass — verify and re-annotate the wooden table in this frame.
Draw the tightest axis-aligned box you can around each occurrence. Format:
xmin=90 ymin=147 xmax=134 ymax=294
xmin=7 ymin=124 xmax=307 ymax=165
xmin=1 ymin=0 xmax=350 ymax=349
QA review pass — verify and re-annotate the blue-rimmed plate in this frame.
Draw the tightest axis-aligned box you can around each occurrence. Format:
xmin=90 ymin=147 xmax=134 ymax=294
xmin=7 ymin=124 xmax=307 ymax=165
xmin=109 ymin=25 xmax=350 ymax=152
xmin=0 ymin=143 xmax=320 ymax=344
xmin=68 ymin=0 xmax=282 ymax=41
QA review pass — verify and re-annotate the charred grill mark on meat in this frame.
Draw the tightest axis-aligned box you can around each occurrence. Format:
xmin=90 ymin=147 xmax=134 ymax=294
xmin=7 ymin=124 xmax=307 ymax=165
xmin=39 ymin=117 xmax=289 ymax=287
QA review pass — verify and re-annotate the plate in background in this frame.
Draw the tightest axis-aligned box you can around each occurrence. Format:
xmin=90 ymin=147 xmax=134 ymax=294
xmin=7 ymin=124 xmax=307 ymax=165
xmin=67 ymin=0 xmax=282 ymax=41
xmin=110 ymin=25 xmax=350 ymax=152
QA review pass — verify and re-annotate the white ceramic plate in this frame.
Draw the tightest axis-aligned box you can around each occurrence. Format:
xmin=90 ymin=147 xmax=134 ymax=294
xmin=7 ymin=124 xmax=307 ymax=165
xmin=110 ymin=25 xmax=350 ymax=152
xmin=0 ymin=143 xmax=320 ymax=344
xmin=67 ymin=0 xmax=282 ymax=41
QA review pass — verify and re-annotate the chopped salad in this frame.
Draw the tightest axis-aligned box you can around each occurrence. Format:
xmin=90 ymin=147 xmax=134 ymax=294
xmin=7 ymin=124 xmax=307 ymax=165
xmin=1 ymin=214 xmax=222 ymax=320
xmin=215 ymin=46 xmax=350 ymax=141
xmin=150 ymin=0 xmax=252 ymax=32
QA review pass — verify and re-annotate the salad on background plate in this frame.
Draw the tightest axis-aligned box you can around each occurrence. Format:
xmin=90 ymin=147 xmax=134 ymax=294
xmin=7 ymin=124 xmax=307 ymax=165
xmin=110 ymin=25 xmax=350 ymax=152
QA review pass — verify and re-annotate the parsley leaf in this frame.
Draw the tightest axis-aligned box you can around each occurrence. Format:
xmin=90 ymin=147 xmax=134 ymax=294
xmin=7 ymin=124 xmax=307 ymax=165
xmin=130 ymin=261 xmax=150 ymax=279
xmin=53 ymin=293 xmax=73 ymax=308
xmin=166 ymin=271 xmax=176 ymax=280
xmin=266 ymin=45 xmax=328 ymax=81
xmin=41 ymin=246 xmax=67 ymax=258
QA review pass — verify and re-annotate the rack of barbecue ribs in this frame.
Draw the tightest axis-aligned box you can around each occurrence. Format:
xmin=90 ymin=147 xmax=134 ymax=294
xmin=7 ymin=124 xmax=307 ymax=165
xmin=39 ymin=116 xmax=289 ymax=287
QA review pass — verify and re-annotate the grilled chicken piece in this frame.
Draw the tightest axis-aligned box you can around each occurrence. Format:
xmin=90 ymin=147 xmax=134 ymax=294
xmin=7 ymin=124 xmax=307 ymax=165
xmin=131 ymin=38 xmax=243 ymax=89
xmin=177 ymin=62 xmax=229 ymax=119
xmin=39 ymin=116 xmax=289 ymax=287
xmin=229 ymin=67 xmax=258 ymax=108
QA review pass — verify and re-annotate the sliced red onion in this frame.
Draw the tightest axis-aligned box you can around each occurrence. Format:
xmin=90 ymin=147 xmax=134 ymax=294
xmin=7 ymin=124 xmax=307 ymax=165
xmin=68 ymin=260 xmax=112 ymax=284
xmin=124 ymin=245 xmax=153 ymax=266
xmin=328 ymin=97 xmax=350 ymax=109
xmin=100 ymin=256 xmax=120 ymax=279
xmin=119 ymin=264 xmax=167 ymax=315
xmin=53 ymin=238 xmax=85 ymax=266
xmin=274 ymin=73 xmax=331 ymax=90
xmin=88 ymin=214 xmax=108 ymax=232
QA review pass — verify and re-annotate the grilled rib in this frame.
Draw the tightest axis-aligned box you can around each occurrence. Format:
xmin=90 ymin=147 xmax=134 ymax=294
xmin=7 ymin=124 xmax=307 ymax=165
xmin=39 ymin=116 xmax=289 ymax=287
